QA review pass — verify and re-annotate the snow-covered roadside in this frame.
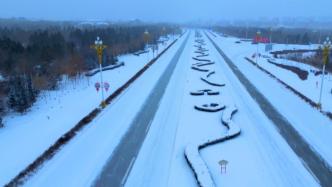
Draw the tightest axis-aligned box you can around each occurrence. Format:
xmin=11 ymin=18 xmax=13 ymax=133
xmin=213 ymin=32 xmax=332 ymax=113
xmin=258 ymin=57 xmax=332 ymax=112
xmin=21 ymin=33 xmax=189 ymax=187
xmin=0 ymin=35 xmax=178 ymax=186
xmin=125 ymin=30 xmax=318 ymax=187
xmin=208 ymin=31 xmax=332 ymax=168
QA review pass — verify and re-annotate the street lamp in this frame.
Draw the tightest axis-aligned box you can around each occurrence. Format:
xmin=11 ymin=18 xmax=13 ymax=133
xmin=318 ymin=37 xmax=331 ymax=109
xmin=162 ymin=27 xmax=166 ymax=46
xmin=144 ymin=30 xmax=150 ymax=47
xmin=91 ymin=36 xmax=107 ymax=108
xmin=245 ymin=23 xmax=248 ymax=39
xmin=255 ymin=30 xmax=261 ymax=65
xmin=162 ymin=27 xmax=166 ymax=36
xmin=269 ymin=27 xmax=273 ymax=43
xmin=143 ymin=30 xmax=150 ymax=60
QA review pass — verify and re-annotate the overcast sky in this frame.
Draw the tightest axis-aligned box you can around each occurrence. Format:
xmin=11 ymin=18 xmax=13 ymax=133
xmin=1 ymin=0 xmax=332 ymax=22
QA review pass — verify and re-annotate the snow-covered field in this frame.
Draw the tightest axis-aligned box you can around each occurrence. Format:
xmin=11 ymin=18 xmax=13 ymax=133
xmin=125 ymin=31 xmax=319 ymax=187
xmin=207 ymin=31 xmax=332 ymax=170
xmin=0 ymin=35 xmax=178 ymax=186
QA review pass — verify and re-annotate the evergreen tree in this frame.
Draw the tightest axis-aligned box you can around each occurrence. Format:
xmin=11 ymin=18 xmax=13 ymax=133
xmin=8 ymin=76 xmax=30 ymax=113
xmin=0 ymin=117 xmax=3 ymax=128
xmin=302 ymin=33 xmax=310 ymax=44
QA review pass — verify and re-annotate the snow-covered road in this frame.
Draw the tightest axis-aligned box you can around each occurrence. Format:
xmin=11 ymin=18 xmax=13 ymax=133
xmin=4 ymin=29 xmax=332 ymax=187
xmin=93 ymin=33 xmax=190 ymax=187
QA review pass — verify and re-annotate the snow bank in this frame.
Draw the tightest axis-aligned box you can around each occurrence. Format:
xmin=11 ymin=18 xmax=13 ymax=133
xmin=184 ymin=106 xmax=240 ymax=187
xmin=185 ymin=144 xmax=215 ymax=187
xmin=85 ymin=62 xmax=125 ymax=77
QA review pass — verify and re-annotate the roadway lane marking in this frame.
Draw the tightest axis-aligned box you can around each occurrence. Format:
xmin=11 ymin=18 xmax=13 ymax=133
xmin=145 ymin=120 xmax=153 ymax=134
xmin=121 ymin=156 xmax=136 ymax=186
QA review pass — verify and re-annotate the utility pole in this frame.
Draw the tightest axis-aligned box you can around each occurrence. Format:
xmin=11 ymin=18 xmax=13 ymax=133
xmin=91 ymin=36 xmax=107 ymax=109
xmin=318 ymin=37 xmax=331 ymax=109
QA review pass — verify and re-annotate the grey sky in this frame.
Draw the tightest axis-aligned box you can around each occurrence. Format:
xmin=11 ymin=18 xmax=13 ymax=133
xmin=1 ymin=0 xmax=332 ymax=22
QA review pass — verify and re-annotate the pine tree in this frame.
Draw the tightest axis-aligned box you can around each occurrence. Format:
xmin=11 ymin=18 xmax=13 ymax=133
xmin=0 ymin=117 xmax=3 ymax=128
xmin=8 ymin=76 xmax=30 ymax=113
xmin=0 ymin=97 xmax=4 ymax=127
xmin=25 ymin=75 xmax=37 ymax=106
xmin=302 ymin=33 xmax=310 ymax=45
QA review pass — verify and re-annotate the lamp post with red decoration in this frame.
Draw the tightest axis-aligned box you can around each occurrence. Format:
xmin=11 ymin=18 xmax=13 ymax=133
xmin=91 ymin=36 xmax=107 ymax=109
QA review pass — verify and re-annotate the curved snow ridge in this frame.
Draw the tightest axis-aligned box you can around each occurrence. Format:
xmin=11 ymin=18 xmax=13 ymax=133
xmin=200 ymin=77 xmax=225 ymax=87
xmin=85 ymin=62 xmax=125 ymax=77
xmin=192 ymin=57 xmax=211 ymax=62
xmin=185 ymin=143 xmax=215 ymax=187
xmin=184 ymin=106 xmax=240 ymax=187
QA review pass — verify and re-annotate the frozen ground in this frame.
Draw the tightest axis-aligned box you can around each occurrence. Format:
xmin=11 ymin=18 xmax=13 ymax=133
xmin=0 ymin=35 xmax=177 ymax=186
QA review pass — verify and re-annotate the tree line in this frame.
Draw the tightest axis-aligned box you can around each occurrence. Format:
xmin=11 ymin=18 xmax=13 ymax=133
xmin=213 ymin=26 xmax=332 ymax=45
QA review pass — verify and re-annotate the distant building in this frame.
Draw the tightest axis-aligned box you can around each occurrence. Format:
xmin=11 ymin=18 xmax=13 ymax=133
xmin=253 ymin=36 xmax=270 ymax=44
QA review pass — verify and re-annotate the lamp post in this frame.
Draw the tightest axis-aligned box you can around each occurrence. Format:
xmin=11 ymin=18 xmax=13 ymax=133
xmin=143 ymin=30 xmax=150 ymax=61
xmin=269 ymin=27 xmax=273 ymax=43
xmin=245 ymin=23 xmax=248 ymax=39
xmin=256 ymin=30 xmax=261 ymax=65
xmin=162 ymin=27 xmax=166 ymax=46
xmin=318 ymin=37 xmax=331 ymax=109
xmin=91 ymin=36 xmax=107 ymax=108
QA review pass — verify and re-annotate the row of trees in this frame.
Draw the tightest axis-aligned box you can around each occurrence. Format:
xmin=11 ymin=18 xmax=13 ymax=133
xmin=213 ymin=26 xmax=332 ymax=45
xmin=0 ymin=21 xmax=181 ymax=117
